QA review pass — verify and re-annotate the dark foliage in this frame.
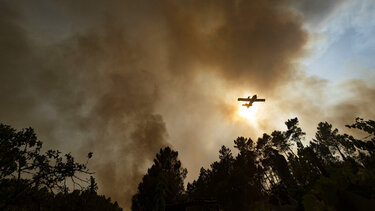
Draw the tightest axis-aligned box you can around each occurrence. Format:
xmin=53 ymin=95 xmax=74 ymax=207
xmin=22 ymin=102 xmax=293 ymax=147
xmin=3 ymin=117 xmax=375 ymax=210
xmin=0 ymin=123 xmax=121 ymax=210
xmin=132 ymin=147 xmax=187 ymax=211
xmin=134 ymin=117 xmax=375 ymax=210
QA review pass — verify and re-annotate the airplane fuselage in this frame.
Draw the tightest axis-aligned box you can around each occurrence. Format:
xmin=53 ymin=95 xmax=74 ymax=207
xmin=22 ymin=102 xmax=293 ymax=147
xmin=238 ymin=95 xmax=265 ymax=108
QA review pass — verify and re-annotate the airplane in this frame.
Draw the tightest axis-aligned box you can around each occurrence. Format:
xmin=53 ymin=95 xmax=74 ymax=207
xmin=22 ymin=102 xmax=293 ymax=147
xmin=238 ymin=95 xmax=265 ymax=108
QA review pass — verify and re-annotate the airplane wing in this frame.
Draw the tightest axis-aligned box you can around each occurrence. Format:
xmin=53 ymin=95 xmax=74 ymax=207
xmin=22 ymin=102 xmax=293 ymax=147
xmin=238 ymin=98 xmax=251 ymax=101
xmin=254 ymin=99 xmax=265 ymax=102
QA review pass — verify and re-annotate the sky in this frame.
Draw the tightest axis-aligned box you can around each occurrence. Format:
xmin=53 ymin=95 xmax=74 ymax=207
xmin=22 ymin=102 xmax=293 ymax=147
xmin=1 ymin=0 xmax=375 ymax=209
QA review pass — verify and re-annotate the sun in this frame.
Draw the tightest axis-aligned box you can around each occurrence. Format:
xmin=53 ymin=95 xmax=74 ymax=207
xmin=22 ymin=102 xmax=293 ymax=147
xmin=237 ymin=103 xmax=259 ymax=124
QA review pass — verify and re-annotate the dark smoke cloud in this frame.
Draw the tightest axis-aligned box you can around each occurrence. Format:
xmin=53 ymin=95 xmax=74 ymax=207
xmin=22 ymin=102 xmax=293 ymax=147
xmin=162 ymin=0 xmax=307 ymax=89
xmin=287 ymin=0 xmax=346 ymax=26
xmin=1 ymin=0 xmax=374 ymax=209
xmin=1 ymin=1 xmax=169 ymax=207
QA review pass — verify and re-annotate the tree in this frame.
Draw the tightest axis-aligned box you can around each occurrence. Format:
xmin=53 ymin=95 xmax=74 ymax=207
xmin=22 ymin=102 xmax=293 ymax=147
xmin=134 ymin=117 xmax=375 ymax=210
xmin=346 ymin=118 xmax=375 ymax=156
xmin=0 ymin=123 xmax=122 ymax=210
xmin=285 ymin=117 xmax=306 ymax=152
xmin=187 ymin=143 xmax=265 ymax=210
xmin=132 ymin=147 xmax=187 ymax=211
xmin=0 ymin=123 xmax=99 ymax=209
xmin=313 ymin=122 xmax=347 ymax=161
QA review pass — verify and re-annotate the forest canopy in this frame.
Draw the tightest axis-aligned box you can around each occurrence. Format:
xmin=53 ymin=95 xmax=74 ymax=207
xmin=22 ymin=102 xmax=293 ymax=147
xmin=132 ymin=117 xmax=375 ymax=210
xmin=2 ymin=117 xmax=375 ymax=210
xmin=0 ymin=124 xmax=122 ymax=210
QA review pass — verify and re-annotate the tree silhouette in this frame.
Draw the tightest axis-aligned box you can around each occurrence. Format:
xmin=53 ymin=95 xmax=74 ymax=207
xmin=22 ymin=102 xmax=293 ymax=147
xmin=5 ymin=116 xmax=375 ymax=210
xmin=0 ymin=123 xmax=121 ymax=210
xmin=134 ymin=117 xmax=375 ymax=210
xmin=132 ymin=147 xmax=187 ymax=211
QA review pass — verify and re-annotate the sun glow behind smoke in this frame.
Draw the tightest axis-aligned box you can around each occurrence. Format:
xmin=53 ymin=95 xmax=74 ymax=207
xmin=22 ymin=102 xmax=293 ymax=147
xmin=238 ymin=103 xmax=259 ymax=126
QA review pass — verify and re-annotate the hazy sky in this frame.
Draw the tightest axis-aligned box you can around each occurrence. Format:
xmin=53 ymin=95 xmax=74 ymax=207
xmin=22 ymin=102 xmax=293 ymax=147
xmin=1 ymin=0 xmax=374 ymax=209
xmin=301 ymin=0 xmax=375 ymax=81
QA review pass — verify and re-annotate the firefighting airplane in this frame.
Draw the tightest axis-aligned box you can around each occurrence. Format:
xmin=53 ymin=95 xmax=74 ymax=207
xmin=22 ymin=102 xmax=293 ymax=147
xmin=238 ymin=95 xmax=265 ymax=108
